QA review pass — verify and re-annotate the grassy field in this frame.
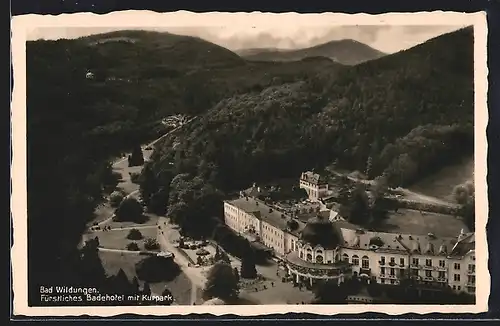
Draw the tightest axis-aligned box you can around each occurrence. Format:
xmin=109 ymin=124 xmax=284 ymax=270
xmin=98 ymin=251 xmax=196 ymax=305
xmin=374 ymin=208 xmax=467 ymax=237
xmin=92 ymin=226 xmax=158 ymax=250
xmin=409 ymin=156 xmax=474 ymax=202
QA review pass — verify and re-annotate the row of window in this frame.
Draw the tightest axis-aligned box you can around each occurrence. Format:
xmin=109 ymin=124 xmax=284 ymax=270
xmin=452 ymin=262 xmax=476 ymax=272
xmin=453 ymin=284 xmax=476 ymax=293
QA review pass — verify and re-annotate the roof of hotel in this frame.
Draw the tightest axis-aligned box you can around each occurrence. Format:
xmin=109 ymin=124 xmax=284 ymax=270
xmin=227 ymin=197 xmax=305 ymax=234
xmin=337 ymin=221 xmax=462 ymax=257
xmin=300 ymin=215 xmax=344 ymax=249
xmin=449 ymin=233 xmax=475 ymax=258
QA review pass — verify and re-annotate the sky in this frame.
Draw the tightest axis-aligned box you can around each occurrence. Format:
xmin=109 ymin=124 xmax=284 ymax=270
xmin=27 ymin=25 xmax=465 ymax=54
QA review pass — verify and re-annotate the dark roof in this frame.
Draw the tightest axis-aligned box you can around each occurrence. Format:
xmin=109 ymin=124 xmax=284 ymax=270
xmin=300 ymin=215 xmax=344 ymax=249
xmin=300 ymin=171 xmax=327 ymax=185
xmin=337 ymin=222 xmax=459 ymax=256
xmin=450 ymin=233 xmax=475 ymax=258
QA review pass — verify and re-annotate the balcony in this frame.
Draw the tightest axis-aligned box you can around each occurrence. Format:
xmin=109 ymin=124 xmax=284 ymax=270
xmin=466 ymin=282 xmax=476 ymax=287
xmin=388 ymin=274 xmax=397 ymax=279
xmin=437 ymin=278 xmax=447 ymax=283
xmin=467 ymin=269 xmax=475 ymax=275
xmin=423 ymin=265 xmax=433 ymax=270
xmin=379 ymin=261 xmax=385 ymax=266
xmin=359 ymin=268 xmax=371 ymax=276
xmin=410 ymin=264 xmax=420 ymax=269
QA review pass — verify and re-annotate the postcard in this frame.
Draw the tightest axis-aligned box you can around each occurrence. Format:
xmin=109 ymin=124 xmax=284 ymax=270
xmin=11 ymin=10 xmax=489 ymax=317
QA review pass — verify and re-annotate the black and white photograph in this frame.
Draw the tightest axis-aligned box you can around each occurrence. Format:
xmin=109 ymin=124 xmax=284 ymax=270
xmin=11 ymin=11 xmax=488 ymax=316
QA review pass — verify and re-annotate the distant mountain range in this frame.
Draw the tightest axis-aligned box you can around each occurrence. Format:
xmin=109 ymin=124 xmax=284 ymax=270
xmin=235 ymin=39 xmax=387 ymax=65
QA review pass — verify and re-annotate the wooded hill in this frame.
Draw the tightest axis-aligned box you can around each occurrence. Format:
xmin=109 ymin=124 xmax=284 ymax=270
xmin=236 ymin=39 xmax=386 ymax=65
xmin=26 ymin=29 xmax=341 ymax=304
xmin=151 ymin=26 xmax=474 ymax=192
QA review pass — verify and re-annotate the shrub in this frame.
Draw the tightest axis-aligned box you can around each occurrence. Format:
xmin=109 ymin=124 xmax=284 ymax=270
xmin=109 ymin=190 xmax=125 ymax=207
xmin=127 ymin=242 xmax=140 ymax=251
xmin=144 ymin=238 xmax=160 ymax=250
xmin=127 ymin=228 xmax=143 ymax=240
xmin=135 ymin=256 xmax=180 ymax=282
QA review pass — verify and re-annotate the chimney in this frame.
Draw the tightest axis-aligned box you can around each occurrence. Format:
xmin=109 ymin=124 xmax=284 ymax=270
xmin=439 ymin=243 xmax=448 ymax=255
xmin=425 ymin=242 xmax=434 ymax=254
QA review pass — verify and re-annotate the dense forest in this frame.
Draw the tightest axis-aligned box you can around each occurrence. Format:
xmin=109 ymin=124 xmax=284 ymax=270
xmin=26 ymin=27 xmax=474 ymax=304
xmin=151 ymin=26 xmax=474 ymax=190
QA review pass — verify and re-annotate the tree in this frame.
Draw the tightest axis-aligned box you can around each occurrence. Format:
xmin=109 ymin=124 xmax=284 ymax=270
xmin=139 ymin=164 xmax=159 ymax=206
xmin=143 ymin=282 xmax=152 ymax=295
xmin=127 ymin=228 xmax=143 ymax=240
xmin=135 ymin=256 xmax=181 ymax=282
xmin=347 ymin=185 xmax=371 ymax=225
xmin=461 ymin=198 xmax=475 ymax=232
xmin=110 ymin=191 xmax=125 ymax=208
xmin=453 ymin=184 xmax=470 ymax=205
xmin=131 ymin=276 xmax=140 ymax=293
xmin=114 ymin=197 xmax=145 ymax=223
xmin=112 ymin=268 xmax=132 ymax=296
xmin=144 ymin=238 xmax=160 ymax=250
xmin=79 ymin=239 xmax=108 ymax=289
xmin=453 ymin=181 xmax=475 ymax=231
xmin=127 ymin=242 xmax=140 ymax=251
xmin=233 ymin=267 xmax=240 ymax=283
xmin=365 ymin=156 xmax=373 ymax=178
xmin=371 ymin=175 xmax=389 ymax=199
xmin=313 ymin=280 xmax=348 ymax=304
xmin=240 ymin=247 xmax=258 ymax=279
xmin=203 ymin=261 xmax=239 ymax=302
xmin=367 ymin=281 xmax=383 ymax=297
xmin=161 ymin=287 xmax=174 ymax=305
xmin=128 ymin=145 xmax=144 ymax=167
xmin=149 ymin=187 xmax=169 ymax=215
xmin=338 ymin=176 xmax=351 ymax=205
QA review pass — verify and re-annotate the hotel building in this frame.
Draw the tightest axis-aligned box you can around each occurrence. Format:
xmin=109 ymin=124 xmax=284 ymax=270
xmin=223 ymin=179 xmax=475 ymax=295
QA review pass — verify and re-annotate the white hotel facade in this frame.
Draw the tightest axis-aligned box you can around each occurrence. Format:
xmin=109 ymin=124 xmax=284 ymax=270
xmin=223 ymin=173 xmax=476 ymax=295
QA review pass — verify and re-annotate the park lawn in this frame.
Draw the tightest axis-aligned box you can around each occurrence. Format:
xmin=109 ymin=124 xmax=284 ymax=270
xmin=409 ymin=156 xmax=474 ymax=202
xmin=93 ymin=226 xmax=159 ymax=250
xmin=98 ymin=251 xmax=195 ymax=305
xmin=113 ymin=163 xmax=142 ymax=194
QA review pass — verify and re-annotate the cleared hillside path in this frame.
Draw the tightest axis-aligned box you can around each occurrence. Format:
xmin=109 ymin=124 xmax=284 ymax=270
xmin=329 ymin=170 xmax=459 ymax=208
xmin=89 ymin=117 xmax=198 ymax=228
